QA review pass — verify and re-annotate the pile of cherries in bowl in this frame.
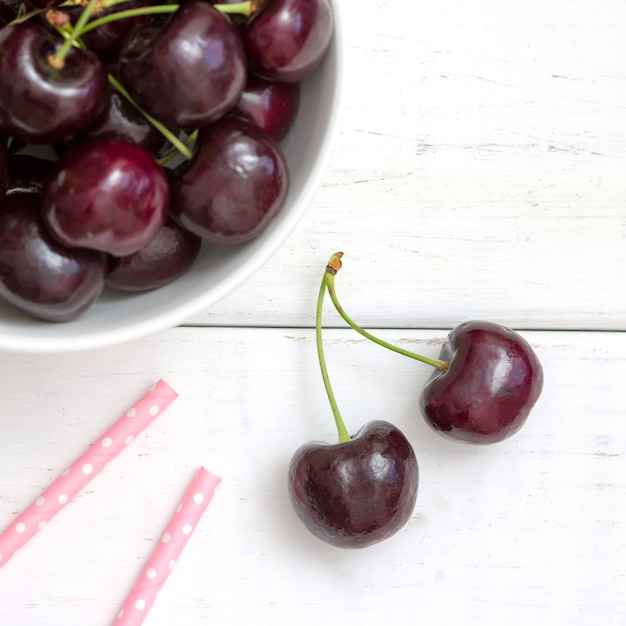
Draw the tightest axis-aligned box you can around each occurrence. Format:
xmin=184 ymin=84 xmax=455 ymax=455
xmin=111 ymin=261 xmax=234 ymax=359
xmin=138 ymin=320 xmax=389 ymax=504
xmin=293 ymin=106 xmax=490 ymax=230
xmin=0 ymin=0 xmax=335 ymax=324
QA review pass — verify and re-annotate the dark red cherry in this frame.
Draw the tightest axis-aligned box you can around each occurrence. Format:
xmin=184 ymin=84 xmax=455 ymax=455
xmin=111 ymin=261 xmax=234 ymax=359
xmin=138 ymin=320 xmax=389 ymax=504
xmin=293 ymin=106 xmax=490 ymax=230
xmin=243 ymin=0 xmax=334 ymax=82
xmin=118 ymin=1 xmax=247 ymax=130
xmin=0 ymin=192 xmax=106 ymax=322
xmin=106 ymin=218 xmax=202 ymax=291
xmin=41 ymin=138 xmax=170 ymax=256
xmin=230 ymin=75 xmax=300 ymax=142
xmin=169 ymin=116 xmax=289 ymax=244
xmin=420 ymin=321 xmax=544 ymax=444
xmin=289 ymin=420 xmax=419 ymax=549
xmin=0 ymin=23 xmax=108 ymax=144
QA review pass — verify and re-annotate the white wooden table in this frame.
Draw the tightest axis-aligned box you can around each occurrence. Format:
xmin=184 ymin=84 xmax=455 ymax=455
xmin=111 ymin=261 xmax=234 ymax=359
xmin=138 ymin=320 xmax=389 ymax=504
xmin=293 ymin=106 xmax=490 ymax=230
xmin=2 ymin=2 xmax=625 ymax=625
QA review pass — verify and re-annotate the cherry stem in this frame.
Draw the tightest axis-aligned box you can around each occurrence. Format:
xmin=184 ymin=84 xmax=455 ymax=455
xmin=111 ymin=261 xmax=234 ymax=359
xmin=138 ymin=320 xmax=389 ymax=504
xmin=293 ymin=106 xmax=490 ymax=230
xmin=324 ymin=252 xmax=449 ymax=373
xmin=107 ymin=74 xmax=193 ymax=160
xmin=50 ymin=0 xmax=100 ymax=67
xmin=157 ymin=130 xmax=198 ymax=165
xmin=10 ymin=7 xmax=47 ymax=24
xmin=101 ymin=0 xmax=141 ymax=7
xmin=79 ymin=4 xmax=179 ymax=35
xmin=81 ymin=0 xmax=254 ymax=34
xmin=316 ymin=261 xmax=351 ymax=444
xmin=212 ymin=1 xmax=254 ymax=17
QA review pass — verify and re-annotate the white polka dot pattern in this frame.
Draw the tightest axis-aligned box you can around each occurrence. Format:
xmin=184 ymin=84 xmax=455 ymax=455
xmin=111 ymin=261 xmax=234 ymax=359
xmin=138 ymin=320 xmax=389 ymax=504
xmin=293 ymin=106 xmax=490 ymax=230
xmin=114 ymin=467 xmax=221 ymax=626
xmin=0 ymin=380 xmax=178 ymax=569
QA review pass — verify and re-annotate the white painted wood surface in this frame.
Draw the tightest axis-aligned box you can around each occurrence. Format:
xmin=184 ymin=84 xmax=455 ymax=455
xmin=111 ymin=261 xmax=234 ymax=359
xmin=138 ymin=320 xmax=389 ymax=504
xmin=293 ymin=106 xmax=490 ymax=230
xmin=1 ymin=1 xmax=626 ymax=625
xmin=0 ymin=328 xmax=624 ymax=625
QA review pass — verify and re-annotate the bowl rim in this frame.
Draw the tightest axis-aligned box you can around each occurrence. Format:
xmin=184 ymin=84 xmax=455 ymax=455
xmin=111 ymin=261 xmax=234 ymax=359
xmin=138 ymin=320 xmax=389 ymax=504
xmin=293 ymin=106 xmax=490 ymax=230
xmin=0 ymin=1 xmax=345 ymax=354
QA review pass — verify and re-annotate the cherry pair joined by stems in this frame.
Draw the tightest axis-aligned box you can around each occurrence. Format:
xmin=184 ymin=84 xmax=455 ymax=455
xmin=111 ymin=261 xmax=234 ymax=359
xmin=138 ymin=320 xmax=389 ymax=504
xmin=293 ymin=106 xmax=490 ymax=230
xmin=288 ymin=252 xmax=544 ymax=549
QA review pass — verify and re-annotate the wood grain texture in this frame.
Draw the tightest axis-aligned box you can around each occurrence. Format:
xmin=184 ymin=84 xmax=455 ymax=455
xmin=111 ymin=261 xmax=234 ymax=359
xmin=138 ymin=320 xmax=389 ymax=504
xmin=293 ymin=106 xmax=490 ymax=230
xmin=0 ymin=327 xmax=624 ymax=625
xmin=187 ymin=0 xmax=626 ymax=330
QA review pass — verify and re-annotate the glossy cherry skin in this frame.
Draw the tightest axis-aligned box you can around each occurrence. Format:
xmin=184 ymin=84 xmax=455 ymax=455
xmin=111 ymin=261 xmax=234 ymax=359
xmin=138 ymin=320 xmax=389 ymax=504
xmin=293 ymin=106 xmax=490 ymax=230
xmin=244 ymin=0 xmax=334 ymax=82
xmin=169 ymin=117 xmax=289 ymax=244
xmin=0 ymin=193 xmax=106 ymax=322
xmin=420 ymin=321 xmax=544 ymax=444
xmin=0 ymin=23 xmax=107 ymax=143
xmin=288 ymin=420 xmax=419 ymax=549
xmin=230 ymin=75 xmax=300 ymax=143
xmin=41 ymin=138 xmax=170 ymax=256
xmin=118 ymin=1 xmax=247 ymax=130
xmin=106 ymin=218 xmax=202 ymax=291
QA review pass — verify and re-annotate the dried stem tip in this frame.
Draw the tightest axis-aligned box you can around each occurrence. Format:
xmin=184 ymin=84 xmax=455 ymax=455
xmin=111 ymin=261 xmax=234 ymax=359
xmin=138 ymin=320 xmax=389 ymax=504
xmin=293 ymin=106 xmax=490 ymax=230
xmin=326 ymin=252 xmax=343 ymax=275
xmin=46 ymin=9 xmax=70 ymax=27
xmin=47 ymin=53 xmax=65 ymax=69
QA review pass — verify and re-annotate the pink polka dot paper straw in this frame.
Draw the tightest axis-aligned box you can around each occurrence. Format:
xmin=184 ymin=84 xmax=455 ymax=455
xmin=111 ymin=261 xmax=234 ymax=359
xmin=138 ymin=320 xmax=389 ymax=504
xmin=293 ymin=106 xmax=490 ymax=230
xmin=114 ymin=466 xmax=221 ymax=626
xmin=0 ymin=379 xmax=178 ymax=569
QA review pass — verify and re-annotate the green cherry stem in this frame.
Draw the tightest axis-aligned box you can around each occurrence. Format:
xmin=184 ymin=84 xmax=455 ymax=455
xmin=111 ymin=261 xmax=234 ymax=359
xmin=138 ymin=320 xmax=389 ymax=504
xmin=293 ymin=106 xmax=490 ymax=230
xmin=79 ymin=4 xmax=179 ymax=35
xmin=80 ymin=0 xmax=256 ymax=34
xmin=49 ymin=0 xmax=100 ymax=67
xmin=107 ymin=74 xmax=193 ymax=160
xmin=213 ymin=1 xmax=255 ymax=17
xmin=324 ymin=252 xmax=449 ymax=373
xmin=10 ymin=7 xmax=47 ymax=25
xmin=316 ymin=259 xmax=351 ymax=444
xmin=100 ymin=0 xmax=144 ymax=8
xmin=157 ymin=130 xmax=198 ymax=165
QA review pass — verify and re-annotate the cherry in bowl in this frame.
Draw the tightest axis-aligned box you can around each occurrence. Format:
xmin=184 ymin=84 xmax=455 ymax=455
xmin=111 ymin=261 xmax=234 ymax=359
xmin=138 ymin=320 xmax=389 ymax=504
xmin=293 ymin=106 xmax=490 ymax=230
xmin=0 ymin=0 xmax=342 ymax=352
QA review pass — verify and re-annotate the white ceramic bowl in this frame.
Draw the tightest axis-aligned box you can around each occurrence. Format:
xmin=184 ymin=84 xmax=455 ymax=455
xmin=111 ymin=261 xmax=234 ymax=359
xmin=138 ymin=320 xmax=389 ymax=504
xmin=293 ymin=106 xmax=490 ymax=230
xmin=0 ymin=3 xmax=344 ymax=353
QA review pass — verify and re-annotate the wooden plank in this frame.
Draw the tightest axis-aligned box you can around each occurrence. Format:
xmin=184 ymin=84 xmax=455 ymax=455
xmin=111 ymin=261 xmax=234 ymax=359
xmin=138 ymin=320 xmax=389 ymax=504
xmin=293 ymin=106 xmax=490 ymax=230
xmin=0 ymin=326 xmax=623 ymax=624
